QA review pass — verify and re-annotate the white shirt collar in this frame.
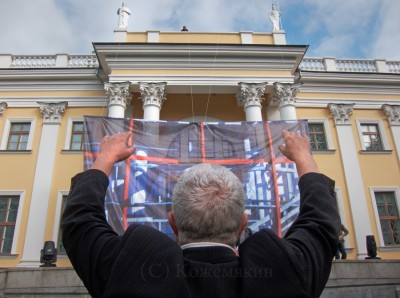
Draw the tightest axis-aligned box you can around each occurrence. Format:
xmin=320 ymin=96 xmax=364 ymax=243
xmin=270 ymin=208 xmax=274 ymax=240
xmin=181 ymin=242 xmax=237 ymax=254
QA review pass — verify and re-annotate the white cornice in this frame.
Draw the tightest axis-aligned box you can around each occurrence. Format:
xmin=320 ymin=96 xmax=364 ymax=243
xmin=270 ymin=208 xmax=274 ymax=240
xmin=110 ymin=75 xmax=294 ymax=93
xmin=299 ymin=85 xmax=400 ymax=95
xmin=0 ymin=83 xmax=104 ymax=92
xmin=94 ymin=43 xmax=307 ymax=75
xmin=0 ymin=96 xmax=108 ymax=108
xmin=296 ymin=98 xmax=400 ymax=109
xmin=0 ymin=68 xmax=98 ymax=78
xmin=0 ymin=68 xmax=103 ymax=92
xmin=299 ymin=71 xmax=400 ymax=95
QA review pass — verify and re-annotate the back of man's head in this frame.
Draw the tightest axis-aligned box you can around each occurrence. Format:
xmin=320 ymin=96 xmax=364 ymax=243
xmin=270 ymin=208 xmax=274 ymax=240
xmin=172 ymin=163 xmax=245 ymax=246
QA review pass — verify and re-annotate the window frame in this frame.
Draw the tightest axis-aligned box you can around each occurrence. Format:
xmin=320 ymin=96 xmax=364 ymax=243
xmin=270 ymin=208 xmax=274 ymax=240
xmin=0 ymin=118 xmax=36 ymax=151
xmin=370 ymin=187 xmax=400 ymax=249
xmin=334 ymin=187 xmax=351 ymax=249
xmin=307 ymin=119 xmax=334 ymax=152
xmin=64 ymin=117 xmax=85 ymax=151
xmin=0 ymin=191 xmax=24 ymax=255
xmin=356 ymin=119 xmax=390 ymax=152
xmin=52 ymin=191 xmax=69 ymax=256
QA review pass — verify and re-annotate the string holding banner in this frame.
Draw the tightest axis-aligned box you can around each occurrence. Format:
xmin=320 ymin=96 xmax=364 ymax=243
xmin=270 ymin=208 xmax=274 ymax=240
xmin=83 ymin=116 xmax=308 ymax=237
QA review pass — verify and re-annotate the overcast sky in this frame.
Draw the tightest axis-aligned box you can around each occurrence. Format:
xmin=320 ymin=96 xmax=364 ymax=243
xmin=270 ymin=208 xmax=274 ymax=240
xmin=0 ymin=0 xmax=399 ymax=60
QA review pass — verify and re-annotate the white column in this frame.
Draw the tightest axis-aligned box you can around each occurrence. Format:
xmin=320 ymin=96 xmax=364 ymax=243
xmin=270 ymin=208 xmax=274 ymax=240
xmin=328 ymin=103 xmax=372 ymax=259
xmin=237 ymin=82 xmax=267 ymax=121
xmin=382 ymin=104 xmax=400 ymax=161
xmin=272 ymin=82 xmax=301 ymax=120
xmin=18 ymin=102 xmax=67 ymax=267
xmin=139 ymin=82 xmax=167 ymax=121
xmin=266 ymin=102 xmax=281 ymax=121
xmin=0 ymin=102 xmax=7 ymax=116
xmin=104 ymin=82 xmax=132 ymax=118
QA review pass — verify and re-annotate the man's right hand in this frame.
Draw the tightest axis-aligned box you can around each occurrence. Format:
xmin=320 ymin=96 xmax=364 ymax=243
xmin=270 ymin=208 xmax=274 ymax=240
xmin=278 ymin=130 xmax=319 ymax=177
xmin=90 ymin=132 xmax=136 ymax=176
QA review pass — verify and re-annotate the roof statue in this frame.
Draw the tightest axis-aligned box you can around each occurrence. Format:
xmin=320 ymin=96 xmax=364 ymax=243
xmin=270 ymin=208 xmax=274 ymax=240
xmin=117 ymin=2 xmax=131 ymax=29
xmin=269 ymin=3 xmax=281 ymax=31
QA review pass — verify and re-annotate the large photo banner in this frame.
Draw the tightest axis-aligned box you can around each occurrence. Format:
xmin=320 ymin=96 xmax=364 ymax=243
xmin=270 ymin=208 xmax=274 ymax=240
xmin=83 ymin=116 xmax=309 ymax=239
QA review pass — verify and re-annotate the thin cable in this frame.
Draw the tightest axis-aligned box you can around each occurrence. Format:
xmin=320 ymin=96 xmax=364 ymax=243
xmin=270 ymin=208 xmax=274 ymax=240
xmin=203 ymin=44 xmax=219 ymax=122
xmin=188 ymin=42 xmax=195 ymax=122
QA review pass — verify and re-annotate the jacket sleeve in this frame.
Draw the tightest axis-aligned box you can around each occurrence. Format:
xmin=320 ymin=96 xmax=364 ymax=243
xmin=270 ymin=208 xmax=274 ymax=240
xmin=283 ymin=172 xmax=341 ymax=297
xmin=61 ymin=169 xmax=120 ymax=298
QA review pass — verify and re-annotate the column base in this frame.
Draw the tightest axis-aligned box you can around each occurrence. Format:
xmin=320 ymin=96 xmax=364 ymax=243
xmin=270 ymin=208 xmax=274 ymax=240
xmin=17 ymin=260 xmax=41 ymax=268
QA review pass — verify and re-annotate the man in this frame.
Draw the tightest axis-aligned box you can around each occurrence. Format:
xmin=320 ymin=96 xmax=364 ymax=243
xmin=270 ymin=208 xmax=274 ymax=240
xmin=335 ymin=223 xmax=349 ymax=260
xmin=61 ymin=130 xmax=340 ymax=298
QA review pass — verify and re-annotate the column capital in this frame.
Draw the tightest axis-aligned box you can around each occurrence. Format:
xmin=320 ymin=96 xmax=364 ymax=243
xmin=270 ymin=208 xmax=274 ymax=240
xmin=328 ymin=103 xmax=355 ymax=125
xmin=382 ymin=104 xmax=400 ymax=126
xmin=0 ymin=102 xmax=7 ymax=116
xmin=236 ymin=82 xmax=267 ymax=108
xmin=272 ymin=82 xmax=301 ymax=107
xmin=104 ymin=82 xmax=132 ymax=107
xmin=139 ymin=82 xmax=167 ymax=108
xmin=37 ymin=102 xmax=67 ymax=124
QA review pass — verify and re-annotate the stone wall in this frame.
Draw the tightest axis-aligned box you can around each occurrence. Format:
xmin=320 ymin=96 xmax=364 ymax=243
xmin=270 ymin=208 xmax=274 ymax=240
xmin=0 ymin=260 xmax=399 ymax=297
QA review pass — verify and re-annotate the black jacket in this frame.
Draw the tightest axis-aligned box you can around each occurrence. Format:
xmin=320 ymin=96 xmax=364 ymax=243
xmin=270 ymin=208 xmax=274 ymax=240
xmin=61 ymin=170 xmax=340 ymax=298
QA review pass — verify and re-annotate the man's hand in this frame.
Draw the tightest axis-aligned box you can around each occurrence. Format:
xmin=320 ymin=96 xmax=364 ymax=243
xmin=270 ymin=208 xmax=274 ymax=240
xmin=278 ymin=130 xmax=319 ymax=177
xmin=90 ymin=132 xmax=136 ymax=176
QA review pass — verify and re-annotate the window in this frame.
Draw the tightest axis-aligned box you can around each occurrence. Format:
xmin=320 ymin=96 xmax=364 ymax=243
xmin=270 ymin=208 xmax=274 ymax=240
xmin=306 ymin=119 xmax=334 ymax=151
xmin=222 ymin=140 xmax=234 ymax=158
xmin=0 ymin=118 xmax=35 ymax=151
xmin=70 ymin=121 xmax=84 ymax=150
xmin=356 ymin=120 xmax=390 ymax=152
xmin=167 ymin=138 xmax=180 ymax=158
xmin=308 ymin=123 xmax=327 ymax=150
xmin=64 ymin=117 xmax=84 ymax=151
xmin=7 ymin=123 xmax=31 ymax=150
xmin=57 ymin=195 xmax=68 ymax=254
xmin=188 ymin=129 xmax=200 ymax=158
xmin=374 ymin=191 xmax=400 ymax=246
xmin=0 ymin=196 xmax=20 ymax=254
xmin=360 ymin=124 xmax=383 ymax=151
xmin=53 ymin=191 xmax=69 ymax=255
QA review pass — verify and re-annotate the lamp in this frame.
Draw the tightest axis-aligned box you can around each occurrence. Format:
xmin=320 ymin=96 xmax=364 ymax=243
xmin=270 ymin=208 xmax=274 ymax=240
xmin=40 ymin=241 xmax=57 ymax=267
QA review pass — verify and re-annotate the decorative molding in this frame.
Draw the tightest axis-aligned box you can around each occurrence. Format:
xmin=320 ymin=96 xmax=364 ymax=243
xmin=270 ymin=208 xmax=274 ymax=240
xmin=139 ymin=82 xmax=167 ymax=108
xmin=37 ymin=102 xmax=67 ymax=124
xmin=328 ymin=103 xmax=355 ymax=125
xmin=0 ymin=102 xmax=7 ymax=116
xmin=382 ymin=104 xmax=400 ymax=126
xmin=272 ymin=82 xmax=301 ymax=107
xmin=2 ymin=97 xmax=107 ymax=108
xmin=94 ymin=43 xmax=307 ymax=75
xmin=104 ymin=82 xmax=132 ymax=108
xmin=236 ymin=82 xmax=267 ymax=108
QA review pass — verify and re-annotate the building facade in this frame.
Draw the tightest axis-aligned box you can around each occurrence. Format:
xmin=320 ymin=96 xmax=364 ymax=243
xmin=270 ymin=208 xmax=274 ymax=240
xmin=0 ymin=4 xmax=399 ymax=267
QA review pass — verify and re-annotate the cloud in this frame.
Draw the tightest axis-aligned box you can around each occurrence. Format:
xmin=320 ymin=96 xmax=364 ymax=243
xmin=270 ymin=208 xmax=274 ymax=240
xmin=0 ymin=0 xmax=398 ymax=60
xmin=369 ymin=1 xmax=400 ymax=60
xmin=0 ymin=0 xmax=76 ymax=54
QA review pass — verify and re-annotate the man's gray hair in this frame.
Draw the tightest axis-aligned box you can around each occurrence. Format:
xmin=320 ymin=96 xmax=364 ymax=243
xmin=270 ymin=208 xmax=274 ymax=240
xmin=172 ymin=163 xmax=245 ymax=247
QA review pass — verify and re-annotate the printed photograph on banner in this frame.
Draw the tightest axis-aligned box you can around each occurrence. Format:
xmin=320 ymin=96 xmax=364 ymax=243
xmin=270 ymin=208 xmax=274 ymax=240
xmin=83 ymin=116 xmax=308 ymax=238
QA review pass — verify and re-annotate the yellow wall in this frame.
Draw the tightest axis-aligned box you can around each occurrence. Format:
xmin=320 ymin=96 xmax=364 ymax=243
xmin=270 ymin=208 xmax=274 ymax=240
xmin=0 ymin=107 xmax=42 ymax=266
xmin=126 ymin=32 xmax=275 ymax=45
xmin=297 ymin=106 xmax=400 ymax=260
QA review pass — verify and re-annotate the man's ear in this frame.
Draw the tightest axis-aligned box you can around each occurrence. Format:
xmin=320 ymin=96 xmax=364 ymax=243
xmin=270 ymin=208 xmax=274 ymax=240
xmin=238 ymin=212 xmax=248 ymax=235
xmin=168 ymin=212 xmax=179 ymax=236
